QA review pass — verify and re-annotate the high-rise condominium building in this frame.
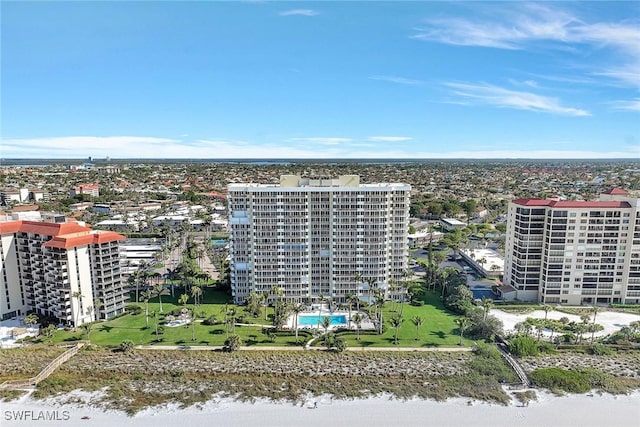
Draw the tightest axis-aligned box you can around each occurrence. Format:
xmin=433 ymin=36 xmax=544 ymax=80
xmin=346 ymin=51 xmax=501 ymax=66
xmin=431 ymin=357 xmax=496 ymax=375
xmin=504 ymin=188 xmax=640 ymax=305
xmin=0 ymin=219 xmax=127 ymax=325
xmin=227 ymin=175 xmax=411 ymax=304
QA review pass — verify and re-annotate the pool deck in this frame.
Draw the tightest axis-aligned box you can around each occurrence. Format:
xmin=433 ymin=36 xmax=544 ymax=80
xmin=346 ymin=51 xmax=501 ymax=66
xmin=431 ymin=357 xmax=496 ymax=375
xmin=285 ymin=311 xmax=376 ymax=331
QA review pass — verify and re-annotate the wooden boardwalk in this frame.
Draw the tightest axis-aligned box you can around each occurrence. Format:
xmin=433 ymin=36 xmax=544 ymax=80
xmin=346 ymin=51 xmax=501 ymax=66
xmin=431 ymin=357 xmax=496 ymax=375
xmin=0 ymin=343 xmax=85 ymax=390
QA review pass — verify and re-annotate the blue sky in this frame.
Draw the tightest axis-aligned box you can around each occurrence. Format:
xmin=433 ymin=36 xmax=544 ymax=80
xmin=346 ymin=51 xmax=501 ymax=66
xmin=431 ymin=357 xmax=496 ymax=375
xmin=2 ymin=1 xmax=639 ymax=159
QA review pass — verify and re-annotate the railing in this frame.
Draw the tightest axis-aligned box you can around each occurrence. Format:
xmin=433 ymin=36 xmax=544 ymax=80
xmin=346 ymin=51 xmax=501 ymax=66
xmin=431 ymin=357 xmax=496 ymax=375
xmin=496 ymin=343 xmax=531 ymax=387
xmin=0 ymin=343 xmax=84 ymax=389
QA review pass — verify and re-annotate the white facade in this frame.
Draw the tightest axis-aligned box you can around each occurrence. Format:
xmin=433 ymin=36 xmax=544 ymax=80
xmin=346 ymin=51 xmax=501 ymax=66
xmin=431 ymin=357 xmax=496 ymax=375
xmin=504 ymin=189 xmax=640 ymax=305
xmin=0 ymin=220 xmax=127 ymax=324
xmin=228 ymin=175 xmax=411 ymax=304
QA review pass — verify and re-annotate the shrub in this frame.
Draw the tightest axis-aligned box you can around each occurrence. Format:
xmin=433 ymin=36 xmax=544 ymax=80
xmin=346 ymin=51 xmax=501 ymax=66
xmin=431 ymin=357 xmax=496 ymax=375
xmin=588 ymin=344 xmax=614 ymax=356
xmin=202 ymin=315 xmax=218 ymax=326
xmin=125 ymin=306 xmax=142 ymax=315
xmin=224 ymin=334 xmax=242 ymax=352
xmin=508 ymin=335 xmax=539 ymax=357
xmin=529 ymin=368 xmax=591 ymax=394
xmin=332 ymin=336 xmax=347 ymax=353
xmin=119 ymin=340 xmax=135 ymax=353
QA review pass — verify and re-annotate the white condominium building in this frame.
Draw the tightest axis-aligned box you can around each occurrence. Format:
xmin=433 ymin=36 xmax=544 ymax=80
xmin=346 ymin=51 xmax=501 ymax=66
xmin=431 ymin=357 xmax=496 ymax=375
xmin=0 ymin=219 xmax=127 ymax=325
xmin=228 ymin=175 xmax=411 ymax=304
xmin=504 ymin=188 xmax=640 ymax=305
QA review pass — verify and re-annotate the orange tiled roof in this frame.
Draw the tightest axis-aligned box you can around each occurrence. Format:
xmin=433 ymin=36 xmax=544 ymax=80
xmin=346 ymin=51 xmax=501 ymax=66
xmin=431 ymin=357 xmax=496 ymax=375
xmin=44 ymin=230 xmax=125 ymax=249
xmin=0 ymin=221 xmax=23 ymax=234
xmin=18 ymin=221 xmax=89 ymax=236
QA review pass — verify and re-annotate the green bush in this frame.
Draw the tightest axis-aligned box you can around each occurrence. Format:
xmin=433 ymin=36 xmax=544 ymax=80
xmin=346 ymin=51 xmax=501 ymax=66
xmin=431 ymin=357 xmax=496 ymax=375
xmin=202 ymin=315 xmax=218 ymax=325
xmin=588 ymin=344 xmax=614 ymax=356
xmin=508 ymin=335 xmax=539 ymax=357
xmin=125 ymin=305 xmax=142 ymax=315
xmin=529 ymin=368 xmax=591 ymax=393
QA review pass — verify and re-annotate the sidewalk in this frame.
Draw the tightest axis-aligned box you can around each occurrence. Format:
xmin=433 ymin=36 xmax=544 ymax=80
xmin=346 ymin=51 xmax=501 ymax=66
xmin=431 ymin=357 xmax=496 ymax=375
xmin=134 ymin=344 xmax=473 ymax=352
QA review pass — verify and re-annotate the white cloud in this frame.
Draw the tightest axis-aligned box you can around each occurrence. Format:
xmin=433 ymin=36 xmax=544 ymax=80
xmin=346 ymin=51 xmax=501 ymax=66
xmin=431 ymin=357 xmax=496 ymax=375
xmin=610 ymin=98 xmax=640 ymax=112
xmin=1 ymin=136 xmax=181 ymax=158
xmin=2 ymin=136 xmax=638 ymax=159
xmin=279 ymin=9 xmax=319 ymax=17
xmin=289 ymin=137 xmax=352 ymax=145
xmin=368 ymin=136 xmax=412 ymax=142
xmin=444 ymin=82 xmax=590 ymax=116
xmin=411 ymin=4 xmax=640 ymax=88
xmin=369 ymin=75 xmax=424 ymax=85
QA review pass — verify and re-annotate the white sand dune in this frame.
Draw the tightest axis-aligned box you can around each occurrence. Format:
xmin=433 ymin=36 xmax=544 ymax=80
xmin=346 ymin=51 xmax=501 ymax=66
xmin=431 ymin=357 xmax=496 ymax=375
xmin=492 ymin=309 xmax=640 ymax=338
xmin=3 ymin=390 xmax=639 ymax=427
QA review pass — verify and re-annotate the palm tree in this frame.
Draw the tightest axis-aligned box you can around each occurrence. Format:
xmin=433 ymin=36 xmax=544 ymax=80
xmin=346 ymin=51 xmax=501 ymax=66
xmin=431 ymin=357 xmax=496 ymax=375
xmin=178 ymin=293 xmax=189 ymax=308
xmin=345 ymin=292 xmax=355 ymax=328
xmin=543 ymin=304 xmax=552 ymax=321
xmin=411 ymin=315 xmax=423 ymax=341
xmin=72 ymin=291 xmax=83 ymax=331
xmin=480 ymin=296 xmax=493 ymax=322
xmin=24 ymin=313 xmax=39 ymax=331
xmin=291 ymin=303 xmax=305 ymax=344
xmin=591 ymin=306 xmax=600 ymax=344
xmin=141 ymin=290 xmax=154 ymax=328
xmin=271 ymin=285 xmax=283 ymax=322
xmin=191 ymin=284 xmax=203 ymax=308
xmin=153 ymin=283 xmax=167 ymax=313
xmin=321 ymin=316 xmax=331 ymax=340
xmin=455 ymin=317 xmax=470 ymax=346
xmin=390 ymin=315 xmax=403 ymax=345
xmin=352 ymin=313 xmax=363 ymax=341
xmin=374 ymin=292 xmax=386 ymax=334
xmin=349 ymin=292 xmax=361 ymax=314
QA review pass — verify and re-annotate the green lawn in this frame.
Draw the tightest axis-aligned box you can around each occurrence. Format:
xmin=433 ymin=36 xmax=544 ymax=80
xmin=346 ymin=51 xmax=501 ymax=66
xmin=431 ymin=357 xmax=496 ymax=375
xmin=331 ymin=291 xmax=473 ymax=348
xmin=52 ymin=289 xmax=472 ymax=348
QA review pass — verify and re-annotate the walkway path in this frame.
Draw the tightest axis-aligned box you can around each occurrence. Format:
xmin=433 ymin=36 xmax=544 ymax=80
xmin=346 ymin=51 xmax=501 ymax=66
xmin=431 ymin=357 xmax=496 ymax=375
xmin=0 ymin=343 xmax=85 ymax=390
xmin=497 ymin=344 xmax=531 ymax=387
xmin=134 ymin=344 xmax=473 ymax=352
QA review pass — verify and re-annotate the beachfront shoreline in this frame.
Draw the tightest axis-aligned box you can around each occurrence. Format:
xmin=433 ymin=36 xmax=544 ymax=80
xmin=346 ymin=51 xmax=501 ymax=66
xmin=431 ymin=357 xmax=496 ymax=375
xmin=2 ymin=389 xmax=640 ymax=427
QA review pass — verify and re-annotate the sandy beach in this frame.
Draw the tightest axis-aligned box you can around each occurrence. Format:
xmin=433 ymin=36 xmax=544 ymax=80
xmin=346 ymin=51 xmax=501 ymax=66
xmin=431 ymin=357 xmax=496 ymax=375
xmin=3 ymin=390 xmax=639 ymax=427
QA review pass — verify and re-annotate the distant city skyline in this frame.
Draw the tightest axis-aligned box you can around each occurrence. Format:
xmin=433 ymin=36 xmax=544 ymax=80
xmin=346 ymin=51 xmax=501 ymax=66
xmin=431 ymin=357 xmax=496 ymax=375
xmin=2 ymin=1 xmax=639 ymax=159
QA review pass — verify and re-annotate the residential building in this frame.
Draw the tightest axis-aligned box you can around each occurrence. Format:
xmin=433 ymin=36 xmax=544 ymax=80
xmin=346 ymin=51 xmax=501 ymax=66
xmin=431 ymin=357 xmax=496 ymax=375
xmin=70 ymin=184 xmax=100 ymax=198
xmin=0 ymin=219 xmax=127 ymax=324
xmin=227 ymin=175 xmax=411 ymax=305
xmin=504 ymin=188 xmax=640 ymax=305
xmin=441 ymin=218 xmax=467 ymax=231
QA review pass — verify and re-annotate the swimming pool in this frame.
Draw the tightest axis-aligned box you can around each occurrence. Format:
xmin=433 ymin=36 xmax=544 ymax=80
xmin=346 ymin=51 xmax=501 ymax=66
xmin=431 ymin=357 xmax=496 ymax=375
xmin=298 ymin=314 xmax=347 ymax=326
xmin=472 ymin=289 xmax=499 ymax=300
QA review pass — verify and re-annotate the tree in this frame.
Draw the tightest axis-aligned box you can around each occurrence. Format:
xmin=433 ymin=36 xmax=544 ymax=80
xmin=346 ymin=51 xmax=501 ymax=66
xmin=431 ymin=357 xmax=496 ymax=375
xmin=141 ymin=289 xmax=154 ymax=328
xmin=191 ymin=285 xmax=203 ymax=308
xmin=247 ymin=291 xmax=262 ymax=318
xmin=120 ymin=340 xmax=135 ymax=353
xmin=411 ymin=315 xmax=423 ymax=341
xmin=153 ymin=283 xmax=168 ymax=313
xmin=80 ymin=323 xmax=93 ymax=341
xmin=543 ymin=304 xmax=552 ymax=321
xmin=72 ymin=291 xmax=83 ymax=331
xmin=480 ymin=297 xmax=494 ymax=322
xmin=455 ymin=317 xmax=470 ymax=346
xmin=291 ymin=303 xmax=305 ymax=344
xmin=352 ymin=313 xmax=363 ymax=341
xmin=224 ymin=334 xmax=241 ymax=352
xmin=590 ymin=306 xmax=600 ymax=344
xmin=332 ymin=336 xmax=347 ymax=353
xmin=389 ymin=315 xmax=403 ymax=345
xmin=24 ymin=314 xmax=39 ymax=331
xmin=179 ymin=293 xmax=189 ymax=308
xmin=321 ymin=316 xmax=331 ymax=341
xmin=42 ymin=324 xmax=56 ymax=342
